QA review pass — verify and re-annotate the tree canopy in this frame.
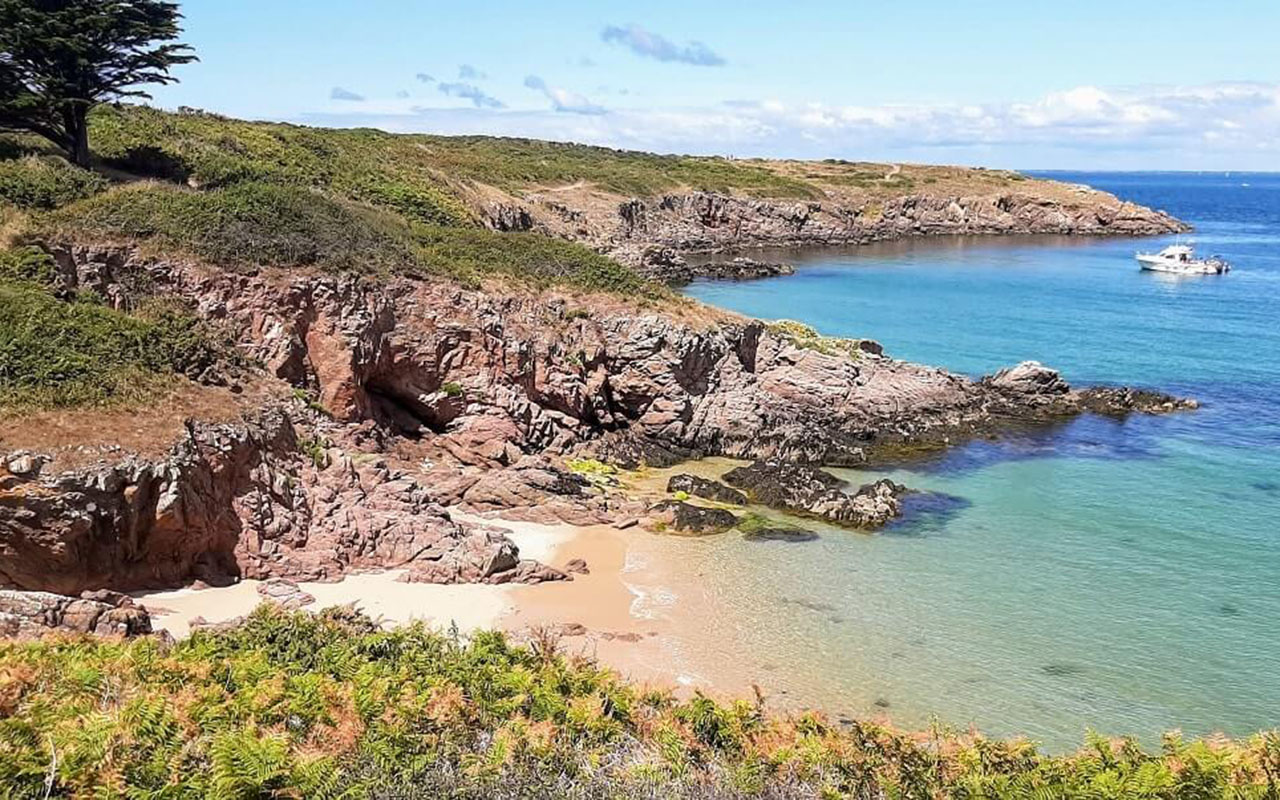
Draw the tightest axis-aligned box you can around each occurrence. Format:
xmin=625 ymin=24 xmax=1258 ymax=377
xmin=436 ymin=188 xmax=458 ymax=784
xmin=0 ymin=0 xmax=196 ymax=166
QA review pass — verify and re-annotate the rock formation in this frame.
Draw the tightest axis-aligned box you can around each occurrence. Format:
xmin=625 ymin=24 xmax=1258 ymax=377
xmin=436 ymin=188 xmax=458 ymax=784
xmin=507 ymin=186 xmax=1188 ymax=276
xmin=666 ymin=474 xmax=748 ymax=505
xmin=649 ymin=500 xmax=739 ymax=534
xmin=651 ymin=255 xmax=796 ymax=285
xmin=0 ymin=589 xmax=152 ymax=638
xmin=723 ymin=461 xmax=907 ymax=529
xmin=0 ymin=406 xmax=557 ymax=594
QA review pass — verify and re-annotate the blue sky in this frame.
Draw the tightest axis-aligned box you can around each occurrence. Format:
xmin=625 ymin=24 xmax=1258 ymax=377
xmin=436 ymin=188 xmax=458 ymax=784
xmin=149 ymin=0 xmax=1280 ymax=169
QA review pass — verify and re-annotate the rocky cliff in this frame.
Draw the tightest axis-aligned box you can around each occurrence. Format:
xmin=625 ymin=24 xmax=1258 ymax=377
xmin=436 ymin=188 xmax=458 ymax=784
xmin=491 ymin=183 xmax=1187 ymax=275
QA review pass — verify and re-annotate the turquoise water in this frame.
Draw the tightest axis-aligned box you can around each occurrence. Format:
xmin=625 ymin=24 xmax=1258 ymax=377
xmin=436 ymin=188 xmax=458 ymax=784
xmin=678 ymin=173 xmax=1280 ymax=749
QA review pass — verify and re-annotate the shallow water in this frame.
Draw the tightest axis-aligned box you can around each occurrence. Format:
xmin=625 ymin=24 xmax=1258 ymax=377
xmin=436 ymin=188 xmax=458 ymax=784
xmin=670 ymin=172 xmax=1280 ymax=750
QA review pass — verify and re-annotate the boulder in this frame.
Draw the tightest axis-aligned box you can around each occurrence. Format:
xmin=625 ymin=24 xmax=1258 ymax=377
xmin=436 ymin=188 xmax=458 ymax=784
xmin=666 ymin=473 xmax=748 ymax=505
xmin=0 ymin=589 xmax=152 ymax=639
xmin=723 ymin=460 xmax=907 ymax=529
xmin=256 ymin=578 xmax=316 ymax=610
xmin=986 ymin=360 xmax=1071 ymax=396
xmin=649 ymin=501 xmax=738 ymax=534
xmin=742 ymin=527 xmax=819 ymax=543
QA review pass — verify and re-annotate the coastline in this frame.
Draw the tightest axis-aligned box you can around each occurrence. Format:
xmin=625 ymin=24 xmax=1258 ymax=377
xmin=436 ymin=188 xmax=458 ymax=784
xmin=136 ymin=508 xmax=753 ymax=701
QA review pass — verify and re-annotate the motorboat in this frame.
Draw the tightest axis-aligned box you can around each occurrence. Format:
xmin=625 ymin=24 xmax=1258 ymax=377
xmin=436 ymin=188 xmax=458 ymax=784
xmin=1135 ymin=244 xmax=1230 ymax=275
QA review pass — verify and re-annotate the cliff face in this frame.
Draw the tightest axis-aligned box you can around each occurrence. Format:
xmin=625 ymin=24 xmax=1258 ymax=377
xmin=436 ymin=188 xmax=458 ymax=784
xmin=0 ymin=406 xmax=551 ymax=594
xmin=491 ymin=185 xmax=1188 ymax=272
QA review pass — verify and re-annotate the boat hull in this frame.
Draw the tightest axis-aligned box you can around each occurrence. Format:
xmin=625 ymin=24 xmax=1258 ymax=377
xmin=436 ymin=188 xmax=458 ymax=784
xmin=1136 ymin=255 xmax=1229 ymax=275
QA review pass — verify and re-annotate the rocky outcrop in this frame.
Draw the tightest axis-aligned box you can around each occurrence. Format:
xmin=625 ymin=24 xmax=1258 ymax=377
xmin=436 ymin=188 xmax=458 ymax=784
xmin=666 ymin=474 xmax=748 ymax=505
xmin=723 ymin=461 xmax=907 ymax=529
xmin=653 ymin=256 xmax=796 ymax=285
xmin=519 ymin=188 xmax=1187 ymax=273
xmin=49 ymin=247 xmax=1194 ymax=472
xmin=0 ymin=589 xmax=152 ymax=638
xmin=649 ymin=500 xmax=738 ymax=535
xmin=981 ymin=361 xmax=1198 ymax=417
xmin=1 ymin=248 xmax=1198 ymax=614
xmin=0 ymin=406 xmax=558 ymax=594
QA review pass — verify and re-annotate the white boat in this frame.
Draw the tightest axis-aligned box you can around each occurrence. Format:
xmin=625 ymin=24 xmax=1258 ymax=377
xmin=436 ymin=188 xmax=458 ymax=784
xmin=1135 ymin=244 xmax=1230 ymax=275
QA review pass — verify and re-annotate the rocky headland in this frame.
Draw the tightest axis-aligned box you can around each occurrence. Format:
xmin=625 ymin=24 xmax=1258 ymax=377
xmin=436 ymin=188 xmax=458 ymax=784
xmin=0 ymin=239 xmax=1197 ymax=634
xmin=490 ymin=169 xmax=1187 ymax=278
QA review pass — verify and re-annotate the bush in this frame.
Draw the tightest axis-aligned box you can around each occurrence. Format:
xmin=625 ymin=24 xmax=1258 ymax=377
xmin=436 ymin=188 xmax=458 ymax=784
xmin=413 ymin=225 xmax=658 ymax=296
xmin=0 ymin=606 xmax=1277 ymax=798
xmin=0 ymin=274 xmax=223 ymax=410
xmin=38 ymin=181 xmax=423 ymax=275
xmin=37 ymin=182 xmax=671 ymax=298
xmin=0 ymin=155 xmax=109 ymax=210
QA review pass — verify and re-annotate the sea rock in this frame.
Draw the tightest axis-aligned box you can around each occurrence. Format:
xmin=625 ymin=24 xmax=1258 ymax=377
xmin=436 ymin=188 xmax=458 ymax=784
xmin=655 ymin=256 xmax=796 ymax=285
xmin=666 ymin=473 xmax=748 ymax=505
xmin=1077 ymin=386 xmax=1200 ymax=415
xmin=742 ymin=527 xmax=820 ymax=543
xmin=723 ymin=460 xmax=907 ymax=529
xmin=649 ymin=500 xmax=738 ymax=534
xmin=0 ymin=589 xmax=152 ymax=638
xmin=987 ymin=361 xmax=1071 ymax=396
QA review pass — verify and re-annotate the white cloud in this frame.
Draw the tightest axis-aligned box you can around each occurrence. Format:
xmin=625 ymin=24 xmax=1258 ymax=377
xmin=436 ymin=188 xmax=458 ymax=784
xmin=301 ymin=81 xmax=1280 ymax=169
xmin=600 ymin=24 xmax=725 ymax=67
xmin=523 ymin=75 xmax=606 ymax=115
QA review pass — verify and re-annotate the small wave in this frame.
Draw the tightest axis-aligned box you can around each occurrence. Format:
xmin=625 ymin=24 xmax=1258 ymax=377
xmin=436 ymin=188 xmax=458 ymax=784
xmin=625 ymin=581 xmax=677 ymax=620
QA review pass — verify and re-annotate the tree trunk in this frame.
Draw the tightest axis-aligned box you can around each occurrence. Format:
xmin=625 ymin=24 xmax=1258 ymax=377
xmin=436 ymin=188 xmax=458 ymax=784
xmin=68 ymin=108 xmax=91 ymax=168
xmin=60 ymin=104 xmax=91 ymax=168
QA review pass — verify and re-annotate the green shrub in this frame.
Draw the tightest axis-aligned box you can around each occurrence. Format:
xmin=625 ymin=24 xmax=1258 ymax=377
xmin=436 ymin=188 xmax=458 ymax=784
xmin=0 ymin=155 xmax=109 ymax=210
xmin=413 ymin=225 xmax=658 ymax=296
xmin=36 ymin=182 xmax=670 ymax=298
xmin=0 ymin=246 xmax=57 ymax=285
xmin=0 ymin=275 xmax=222 ymax=410
xmin=0 ymin=606 xmax=1277 ymax=798
xmin=440 ymin=381 xmax=464 ymax=397
xmin=38 ymin=181 xmax=422 ymax=275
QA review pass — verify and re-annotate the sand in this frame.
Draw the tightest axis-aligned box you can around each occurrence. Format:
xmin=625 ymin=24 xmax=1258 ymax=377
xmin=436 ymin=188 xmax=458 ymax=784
xmin=136 ymin=507 xmax=757 ymax=701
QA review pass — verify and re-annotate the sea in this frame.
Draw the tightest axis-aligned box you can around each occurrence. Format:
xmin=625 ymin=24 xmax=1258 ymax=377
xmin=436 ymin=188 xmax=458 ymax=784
xmin=663 ymin=172 xmax=1280 ymax=751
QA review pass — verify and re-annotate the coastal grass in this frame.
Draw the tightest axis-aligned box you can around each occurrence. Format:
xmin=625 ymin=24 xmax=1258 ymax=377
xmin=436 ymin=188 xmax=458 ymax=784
xmin=1 ymin=605 xmax=1277 ymax=798
xmin=0 ymin=252 xmax=222 ymax=411
xmin=84 ymin=104 xmax=819 ymax=200
xmin=0 ymin=155 xmax=109 ymax=211
xmin=34 ymin=181 xmax=662 ymax=297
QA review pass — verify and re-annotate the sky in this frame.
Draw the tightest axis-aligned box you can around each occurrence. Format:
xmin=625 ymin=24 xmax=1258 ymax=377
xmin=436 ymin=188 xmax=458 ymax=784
xmin=146 ymin=0 xmax=1280 ymax=170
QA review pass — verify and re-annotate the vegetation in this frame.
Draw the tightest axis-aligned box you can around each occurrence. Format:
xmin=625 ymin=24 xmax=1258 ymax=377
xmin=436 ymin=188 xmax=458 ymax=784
xmin=0 ymin=155 xmax=108 ymax=210
xmin=0 ymin=0 xmax=196 ymax=166
xmin=84 ymin=104 xmax=816 ymax=201
xmin=0 ymin=606 xmax=1276 ymax=798
xmin=0 ymin=250 xmax=222 ymax=410
xmin=32 ymin=181 xmax=657 ymax=295
xmin=766 ymin=320 xmax=873 ymax=360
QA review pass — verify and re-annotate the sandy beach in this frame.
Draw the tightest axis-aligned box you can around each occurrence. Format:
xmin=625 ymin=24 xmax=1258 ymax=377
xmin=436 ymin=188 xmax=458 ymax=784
xmin=135 ymin=507 xmax=745 ymax=697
